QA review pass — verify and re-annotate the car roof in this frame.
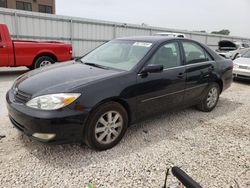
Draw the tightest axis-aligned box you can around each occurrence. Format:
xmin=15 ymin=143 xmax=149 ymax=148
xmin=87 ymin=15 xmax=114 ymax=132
xmin=155 ymin=32 xmax=185 ymax=35
xmin=116 ymin=36 xmax=181 ymax=43
xmin=115 ymin=36 xmax=223 ymax=61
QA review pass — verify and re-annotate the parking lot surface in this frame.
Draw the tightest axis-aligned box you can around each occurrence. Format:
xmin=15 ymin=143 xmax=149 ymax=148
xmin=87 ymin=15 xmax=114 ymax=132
xmin=0 ymin=67 xmax=249 ymax=188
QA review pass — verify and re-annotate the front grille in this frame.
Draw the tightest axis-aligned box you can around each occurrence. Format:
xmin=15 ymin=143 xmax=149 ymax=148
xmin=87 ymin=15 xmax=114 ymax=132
xmin=239 ymin=65 xmax=249 ymax=70
xmin=14 ymin=89 xmax=31 ymax=103
xmin=237 ymin=74 xmax=250 ymax=79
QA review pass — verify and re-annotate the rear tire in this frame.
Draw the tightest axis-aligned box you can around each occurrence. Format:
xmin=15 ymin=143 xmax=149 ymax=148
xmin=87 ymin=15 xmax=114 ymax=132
xmin=84 ymin=102 xmax=128 ymax=151
xmin=196 ymin=83 xmax=220 ymax=112
xmin=33 ymin=56 xmax=55 ymax=69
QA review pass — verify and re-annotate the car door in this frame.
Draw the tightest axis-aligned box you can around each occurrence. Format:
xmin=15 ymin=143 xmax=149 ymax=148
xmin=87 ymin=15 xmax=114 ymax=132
xmin=181 ymin=41 xmax=216 ymax=104
xmin=136 ymin=41 xmax=186 ymax=119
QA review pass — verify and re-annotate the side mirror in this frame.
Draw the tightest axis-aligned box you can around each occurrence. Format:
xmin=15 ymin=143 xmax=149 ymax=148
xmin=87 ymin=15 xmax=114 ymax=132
xmin=141 ymin=64 xmax=164 ymax=74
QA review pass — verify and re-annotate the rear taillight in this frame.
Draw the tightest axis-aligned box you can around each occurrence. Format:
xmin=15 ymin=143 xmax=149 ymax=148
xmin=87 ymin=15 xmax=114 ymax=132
xmin=69 ymin=45 xmax=72 ymax=54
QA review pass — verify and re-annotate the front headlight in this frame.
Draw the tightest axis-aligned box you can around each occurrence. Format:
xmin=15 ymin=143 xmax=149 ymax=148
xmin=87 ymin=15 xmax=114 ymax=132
xmin=233 ymin=63 xmax=239 ymax=69
xmin=26 ymin=93 xmax=81 ymax=110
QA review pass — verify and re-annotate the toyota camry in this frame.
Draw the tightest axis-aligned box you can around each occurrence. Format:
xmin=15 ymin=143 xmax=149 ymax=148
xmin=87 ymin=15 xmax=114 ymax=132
xmin=6 ymin=36 xmax=233 ymax=150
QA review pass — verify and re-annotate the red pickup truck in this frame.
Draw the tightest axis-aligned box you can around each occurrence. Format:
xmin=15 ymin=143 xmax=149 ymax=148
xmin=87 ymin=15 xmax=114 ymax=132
xmin=0 ymin=23 xmax=72 ymax=69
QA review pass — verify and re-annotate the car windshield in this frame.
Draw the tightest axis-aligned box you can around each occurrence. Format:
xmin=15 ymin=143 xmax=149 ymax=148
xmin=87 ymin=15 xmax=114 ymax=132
xmin=242 ymin=50 xmax=250 ymax=58
xmin=81 ymin=40 xmax=152 ymax=71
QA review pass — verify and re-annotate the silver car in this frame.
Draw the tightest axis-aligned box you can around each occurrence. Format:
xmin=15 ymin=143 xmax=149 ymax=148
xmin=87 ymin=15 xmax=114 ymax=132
xmin=154 ymin=32 xmax=186 ymax=38
xmin=233 ymin=49 xmax=250 ymax=80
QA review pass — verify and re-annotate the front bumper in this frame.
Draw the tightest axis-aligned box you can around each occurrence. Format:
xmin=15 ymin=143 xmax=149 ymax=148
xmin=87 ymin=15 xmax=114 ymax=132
xmin=6 ymin=90 xmax=89 ymax=144
xmin=233 ymin=68 xmax=250 ymax=80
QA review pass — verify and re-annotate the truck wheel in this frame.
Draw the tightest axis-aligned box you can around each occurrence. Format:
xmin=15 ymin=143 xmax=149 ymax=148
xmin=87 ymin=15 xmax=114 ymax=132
xmin=26 ymin=66 xmax=33 ymax=70
xmin=33 ymin=56 xmax=55 ymax=69
xmin=84 ymin=102 xmax=128 ymax=151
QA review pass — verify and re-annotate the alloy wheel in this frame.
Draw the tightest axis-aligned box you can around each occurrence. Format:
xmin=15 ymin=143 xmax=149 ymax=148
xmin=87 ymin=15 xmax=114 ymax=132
xmin=206 ymin=87 xmax=218 ymax=108
xmin=40 ymin=60 xmax=52 ymax=67
xmin=95 ymin=111 xmax=123 ymax=144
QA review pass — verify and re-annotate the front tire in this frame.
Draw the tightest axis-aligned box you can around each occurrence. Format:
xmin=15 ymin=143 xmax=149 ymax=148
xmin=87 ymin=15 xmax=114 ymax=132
xmin=84 ymin=102 xmax=128 ymax=151
xmin=196 ymin=83 xmax=220 ymax=112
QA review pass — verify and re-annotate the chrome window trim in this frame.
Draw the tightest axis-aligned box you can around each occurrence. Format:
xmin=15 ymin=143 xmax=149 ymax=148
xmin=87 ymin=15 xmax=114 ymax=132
xmin=163 ymin=65 xmax=185 ymax=71
xmin=138 ymin=61 xmax=214 ymax=75
xmin=184 ymin=60 xmax=214 ymax=67
xmin=163 ymin=61 xmax=214 ymax=71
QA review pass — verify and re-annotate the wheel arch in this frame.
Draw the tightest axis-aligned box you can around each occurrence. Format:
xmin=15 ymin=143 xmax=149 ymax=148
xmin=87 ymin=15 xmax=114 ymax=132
xmin=215 ymin=79 xmax=223 ymax=93
xmin=32 ymin=52 xmax=58 ymax=66
xmin=88 ymin=97 xmax=132 ymax=124
xmin=82 ymin=97 xmax=132 ymax=144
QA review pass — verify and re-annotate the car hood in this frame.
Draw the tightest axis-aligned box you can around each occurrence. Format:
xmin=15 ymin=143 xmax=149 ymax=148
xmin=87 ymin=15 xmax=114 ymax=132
xmin=218 ymin=40 xmax=237 ymax=51
xmin=14 ymin=61 xmax=123 ymax=96
xmin=233 ymin=58 xmax=250 ymax=66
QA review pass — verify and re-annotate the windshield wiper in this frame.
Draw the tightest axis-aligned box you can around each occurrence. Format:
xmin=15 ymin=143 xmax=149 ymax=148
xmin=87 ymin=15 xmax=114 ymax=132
xmin=83 ymin=62 xmax=110 ymax=69
xmin=75 ymin=58 xmax=110 ymax=70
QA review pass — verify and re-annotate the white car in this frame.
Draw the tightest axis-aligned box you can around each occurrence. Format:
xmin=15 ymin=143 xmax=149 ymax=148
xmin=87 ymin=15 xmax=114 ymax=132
xmin=154 ymin=32 xmax=186 ymax=38
xmin=217 ymin=40 xmax=250 ymax=60
xmin=233 ymin=49 xmax=250 ymax=80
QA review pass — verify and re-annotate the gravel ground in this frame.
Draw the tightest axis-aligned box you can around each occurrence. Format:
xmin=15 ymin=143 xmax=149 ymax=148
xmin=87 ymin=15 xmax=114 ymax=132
xmin=0 ymin=67 xmax=249 ymax=188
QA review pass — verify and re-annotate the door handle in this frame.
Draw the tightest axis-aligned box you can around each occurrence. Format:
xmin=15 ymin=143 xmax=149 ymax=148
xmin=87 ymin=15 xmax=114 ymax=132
xmin=0 ymin=45 xmax=6 ymax=48
xmin=177 ymin=72 xmax=184 ymax=79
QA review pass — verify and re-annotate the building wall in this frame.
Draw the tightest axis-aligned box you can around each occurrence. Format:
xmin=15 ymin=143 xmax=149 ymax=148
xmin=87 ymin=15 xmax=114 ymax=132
xmin=6 ymin=0 xmax=55 ymax=14
xmin=0 ymin=8 xmax=249 ymax=57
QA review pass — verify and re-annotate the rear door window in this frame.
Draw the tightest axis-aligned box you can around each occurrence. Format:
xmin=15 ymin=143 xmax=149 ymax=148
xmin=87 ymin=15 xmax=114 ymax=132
xmin=182 ymin=42 xmax=212 ymax=64
xmin=147 ymin=42 xmax=182 ymax=69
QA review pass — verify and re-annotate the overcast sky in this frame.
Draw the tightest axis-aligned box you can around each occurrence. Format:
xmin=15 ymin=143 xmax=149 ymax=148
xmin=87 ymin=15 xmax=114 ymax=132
xmin=56 ymin=0 xmax=250 ymax=38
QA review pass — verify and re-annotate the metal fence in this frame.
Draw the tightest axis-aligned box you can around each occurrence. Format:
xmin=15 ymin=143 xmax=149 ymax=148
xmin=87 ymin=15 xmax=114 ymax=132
xmin=1 ymin=8 xmax=250 ymax=57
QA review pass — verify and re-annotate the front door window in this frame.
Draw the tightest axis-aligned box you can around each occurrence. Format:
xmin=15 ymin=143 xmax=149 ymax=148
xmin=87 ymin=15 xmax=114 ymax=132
xmin=148 ymin=42 xmax=181 ymax=69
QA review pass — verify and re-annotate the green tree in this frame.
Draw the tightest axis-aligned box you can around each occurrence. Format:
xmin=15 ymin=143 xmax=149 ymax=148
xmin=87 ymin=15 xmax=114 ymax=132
xmin=211 ymin=29 xmax=230 ymax=35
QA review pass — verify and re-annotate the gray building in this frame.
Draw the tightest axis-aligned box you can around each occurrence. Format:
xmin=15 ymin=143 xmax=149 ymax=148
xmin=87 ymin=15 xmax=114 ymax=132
xmin=0 ymin=0 xmax=55 ymax=14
